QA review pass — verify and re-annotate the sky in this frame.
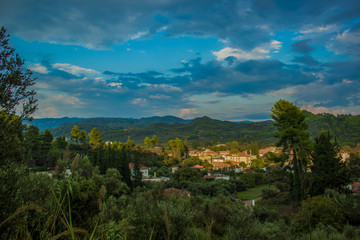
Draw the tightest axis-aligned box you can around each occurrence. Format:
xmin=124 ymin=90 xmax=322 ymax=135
xmin=1 ymin=0 xmax=360 ymax=121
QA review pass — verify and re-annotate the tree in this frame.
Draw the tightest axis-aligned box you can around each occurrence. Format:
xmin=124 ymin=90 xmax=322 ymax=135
xmin=293 ymin=196 xmax=344 ymax=233
xmin=71 ymin=125 xmax=81 ymax=144
xmin=168 ymin=138 xmax=184 ymax=160
xmin=23 ymin=124 xmax=41 ymax=166
xmin=151 ymin=135 xmax=159 ymax=146
xmin=144 ymin=137 xmax=152 ymax=148
xmin=310 ymin=131 xmax=350 ymax=195
xmin=184 ymin=138 xmax=189 ymax=158
xmin=0 ymin=27 xmax=37 ymax=120
xmin=88 ymin=128 xmax=101 ymax=149
xmin=0 ymin=110 xmax=25 ymax=166
xmin=270 ymin=99 xmax=311 ymax=202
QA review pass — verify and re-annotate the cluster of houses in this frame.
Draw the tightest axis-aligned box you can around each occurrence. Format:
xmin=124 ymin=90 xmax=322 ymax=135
xmin=189 ymin=147 xmax=282 ymax=167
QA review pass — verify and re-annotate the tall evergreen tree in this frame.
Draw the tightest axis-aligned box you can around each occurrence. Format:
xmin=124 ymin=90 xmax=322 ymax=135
xmin=270 ymin=99 xmax=311 ymax=202
xmin=310 ymin=131 xmax=350 ymax=195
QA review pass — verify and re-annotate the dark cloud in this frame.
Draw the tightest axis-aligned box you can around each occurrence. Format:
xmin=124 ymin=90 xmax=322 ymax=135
xmin=1 ymin=0 xmax=359 ymax=50
xmin=171 ymin=58 xmax=314 ymax=95
xmin=292 ymin=55 xmax=320 ymax=66
xmin=327 ymin=23 xmax=360 ymax=59
xmin=291 ymin=40 xmax=314 ymax=54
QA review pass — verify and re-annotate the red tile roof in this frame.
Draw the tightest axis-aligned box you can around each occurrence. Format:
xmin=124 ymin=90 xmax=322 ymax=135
xmin=191 ymin=165 xmax=205 ymax=169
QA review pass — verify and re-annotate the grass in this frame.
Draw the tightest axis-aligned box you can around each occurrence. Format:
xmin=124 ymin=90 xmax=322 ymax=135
xmin=236 ymin=184 xmax=276 ymax=200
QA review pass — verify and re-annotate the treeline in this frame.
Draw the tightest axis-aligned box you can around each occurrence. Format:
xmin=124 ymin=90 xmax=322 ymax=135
xmin=46 ymin=111 xmax=360 ymax=147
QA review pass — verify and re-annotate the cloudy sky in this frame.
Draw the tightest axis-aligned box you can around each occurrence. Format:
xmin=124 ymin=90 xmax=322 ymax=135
xmin=1 ymin=0 xmax=360 ymax=120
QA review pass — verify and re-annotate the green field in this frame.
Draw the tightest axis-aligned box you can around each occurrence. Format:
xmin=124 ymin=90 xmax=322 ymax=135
xmin=236 ymin=184 xmax=276 ymax=200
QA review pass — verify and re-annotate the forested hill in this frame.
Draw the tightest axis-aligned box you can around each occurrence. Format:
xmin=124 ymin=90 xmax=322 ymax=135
xmin=303 ymin=111 xmax=360 ymax=147
xmin=40 ymin=112 xmax=360 ymax=146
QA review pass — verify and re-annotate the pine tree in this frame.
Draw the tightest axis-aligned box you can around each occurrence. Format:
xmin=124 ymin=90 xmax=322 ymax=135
xmin=270 ymin=99 xmax=311 ymax=202
xmin=310 ymin=131 xmax=350 ymax=195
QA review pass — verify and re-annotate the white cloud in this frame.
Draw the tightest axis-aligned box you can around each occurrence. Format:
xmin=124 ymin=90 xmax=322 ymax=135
xmin=108 ymin=82 xmax=122 ymax=88
xmin=129 ymin=31 xmax=149 ymax=40
xmin=131 ymin=98 xmax=147 ymax=105
xmin=213 ymin=40 xmax=282 ymax=62
xmin=52 ymin=63 xmax=99 ymax=76
xmin=270 ymin=40 xmax=282 ymax=50
xmin=300 ymin=24 xmax=337 ymax=34
xmin=301 ymin=103 xmax=349 ymax=115
xmin=213 ymin=47 xmax=269 ymax=61
xmin=30 ymin=63 xmax=49 ymax=74
xmin=178 ymin=108 xmax=199 ymax=118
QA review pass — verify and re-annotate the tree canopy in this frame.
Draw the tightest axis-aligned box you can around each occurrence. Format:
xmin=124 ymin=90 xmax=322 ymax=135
xmin=0 ymin=27 xmax=37 ymax=120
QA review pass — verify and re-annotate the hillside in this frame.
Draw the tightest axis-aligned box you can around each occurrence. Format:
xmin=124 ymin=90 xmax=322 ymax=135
xmin=41 ymin=112 xmax=360 ymax=146
xmin=24 ymin=117 xmax=84 ymax=130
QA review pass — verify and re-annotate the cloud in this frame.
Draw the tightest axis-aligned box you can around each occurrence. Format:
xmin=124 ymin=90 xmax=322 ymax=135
xmin=52 ymin=63 xmax=99 ymax=76
xmin=213 ymin=40 xmax=282 ymax=62
xmin=291 ymin=39 xmax=314 ymax=54
xmin=327 ymin=23 xmax=360 ymax=58
xmin=292 ymin=55 xmax=320 ymax=66
xmin=178 ymin=108 xmax=199 ymax=118
xmin=30 ymin=63 xmax=49 ymax=74
xmin=301 ymin=103 xmax=351 ymax=115
xmin=213 ymin=47 xmax=269 ymax=61
xmin=2 ymin=0 xmax=358 ymax=50
xmin=300 ymin=24 xmax=338 ymax=34
xmin=131 ymin=98 xmax=147 ymax=106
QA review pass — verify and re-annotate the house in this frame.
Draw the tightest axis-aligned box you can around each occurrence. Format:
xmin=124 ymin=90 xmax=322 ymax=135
xmin=228 ymin=165 xmax=243 ymax=173
xmin=219 ymin=151 xmax=230 ymax=157
xmin=129 ymin=163 xmax=149 ymax=178
xmin=212 ymin=157 xmax=225 ymax=163
xmin=259 ymin=147 xmax=282 ymax=157
xmin=211 ymin=162 xmax=231 ymax=170
xmin=224 ymin=152 xmax=253 ymax=165
xmin=140 ymin=166 xmax=149 ymax=177
xmin=164 ymin=187 xmax=192 ymax=197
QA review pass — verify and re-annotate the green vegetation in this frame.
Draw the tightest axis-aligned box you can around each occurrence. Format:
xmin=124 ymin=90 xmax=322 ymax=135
xmin=1 ymin=27 xmax=360 ymax=240
xmin=236 ymin=184 xmax=276 ymax=200
xmin=44 ymin=112 xmax=360 ymax=148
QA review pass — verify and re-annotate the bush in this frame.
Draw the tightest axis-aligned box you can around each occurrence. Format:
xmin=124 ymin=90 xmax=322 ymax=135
xmin=293 ymin=196 xmax=345 ymax=233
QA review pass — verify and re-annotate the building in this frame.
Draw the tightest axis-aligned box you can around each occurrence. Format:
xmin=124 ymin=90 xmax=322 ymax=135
xmin=228 ymin=165 xmax=243 ymax=173
xmin=129 ymin=163 xmax=149 ymax=178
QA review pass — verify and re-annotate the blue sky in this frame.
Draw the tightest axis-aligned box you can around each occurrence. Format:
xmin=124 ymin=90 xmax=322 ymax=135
xmin=1 ymin=0 xmax=360 ymax=121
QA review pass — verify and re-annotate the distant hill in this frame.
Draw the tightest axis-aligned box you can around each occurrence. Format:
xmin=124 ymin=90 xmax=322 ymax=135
xmin=49 ymin=116 xmax=190 ymax=138
xmin=24 ymin=117 xmax=84 ymax=130
xmin=42 ymin=112 xmax=360 ymax=146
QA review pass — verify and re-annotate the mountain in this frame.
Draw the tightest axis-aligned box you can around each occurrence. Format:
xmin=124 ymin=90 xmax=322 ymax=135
xmin=44 ymin=112 xmax=360 ymax=147
xmin=48 ymin=116 xmax=189 ymax=137
xmin=24 ymin=117 xmax=84 ymax=130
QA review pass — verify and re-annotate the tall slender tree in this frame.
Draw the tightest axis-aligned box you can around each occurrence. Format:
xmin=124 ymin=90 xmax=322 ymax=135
xmin=270 ymin=99 xmax=311 ymax=202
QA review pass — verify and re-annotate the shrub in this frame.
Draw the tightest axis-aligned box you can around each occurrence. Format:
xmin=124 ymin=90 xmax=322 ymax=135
xmin=293 ymin=196 xmax=345 ymax=233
